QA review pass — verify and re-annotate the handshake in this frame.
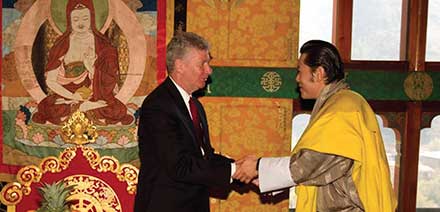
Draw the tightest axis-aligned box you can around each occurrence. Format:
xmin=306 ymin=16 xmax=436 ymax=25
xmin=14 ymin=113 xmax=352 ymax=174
xmin=232 ymin=155 xmax=261 ymax=187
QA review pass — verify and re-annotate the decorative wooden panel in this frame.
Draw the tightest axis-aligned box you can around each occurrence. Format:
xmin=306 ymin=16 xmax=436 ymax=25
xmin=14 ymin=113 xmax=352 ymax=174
xmin=200 ymin=97 xmax=292 ymax=211
xmin=187 ymin=0 xmax=300 ymax=67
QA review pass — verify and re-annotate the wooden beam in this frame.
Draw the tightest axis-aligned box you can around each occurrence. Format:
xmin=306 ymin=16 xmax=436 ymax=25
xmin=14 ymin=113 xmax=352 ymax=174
xmin=406 ymin=0 xmax=428 ymax=72
xmin=345 ymin=61 xmax=408 ymax=71
xmin=399 ymin=0 xmax=428 ymax=211
xmin=400 ymin=101 xmax=422 ymax=212
xmin=332 ymin=0 xmax=353 ymax=63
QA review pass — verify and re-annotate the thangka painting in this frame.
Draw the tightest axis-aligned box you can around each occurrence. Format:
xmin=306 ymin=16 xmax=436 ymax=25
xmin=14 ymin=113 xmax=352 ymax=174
xmin=1 ymin=0 xmax=166 ymax=180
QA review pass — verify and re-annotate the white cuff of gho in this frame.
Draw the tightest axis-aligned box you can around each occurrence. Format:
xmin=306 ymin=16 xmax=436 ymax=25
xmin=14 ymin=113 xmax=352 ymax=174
xmin=258 ymin=156 xmax=296 ymax=193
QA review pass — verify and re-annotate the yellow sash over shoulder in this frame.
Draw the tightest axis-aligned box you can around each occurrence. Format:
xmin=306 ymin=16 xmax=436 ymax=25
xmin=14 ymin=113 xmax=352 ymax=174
xmin=292 ymin=90 xmax=397 ymax=212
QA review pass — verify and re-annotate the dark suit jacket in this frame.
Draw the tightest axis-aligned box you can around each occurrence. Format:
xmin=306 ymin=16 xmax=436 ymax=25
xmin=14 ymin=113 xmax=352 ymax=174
xmin=134 ymin=77 xmax=233 ymax=212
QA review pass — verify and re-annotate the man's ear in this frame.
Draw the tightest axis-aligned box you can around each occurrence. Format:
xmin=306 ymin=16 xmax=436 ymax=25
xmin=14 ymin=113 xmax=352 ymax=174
xmin=314 ymin=66 xmax=327 ymax=83
xmin=174 ymin=59 xmax=184 ymax=74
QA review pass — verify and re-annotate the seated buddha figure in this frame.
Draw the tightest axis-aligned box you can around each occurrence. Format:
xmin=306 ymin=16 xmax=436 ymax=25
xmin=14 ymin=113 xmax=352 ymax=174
xmin=32 ymin=0 xmax=133 ymax=125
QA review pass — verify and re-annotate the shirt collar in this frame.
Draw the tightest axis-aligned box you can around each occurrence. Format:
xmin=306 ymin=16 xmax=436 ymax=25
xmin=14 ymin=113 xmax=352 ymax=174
xmin=170 ymin=76 xmax=192 ymax=108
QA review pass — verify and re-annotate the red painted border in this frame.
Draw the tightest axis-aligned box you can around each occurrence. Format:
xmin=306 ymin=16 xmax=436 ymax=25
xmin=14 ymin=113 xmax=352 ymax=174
xmin=156 ymin=0 xmax=167 ymax=83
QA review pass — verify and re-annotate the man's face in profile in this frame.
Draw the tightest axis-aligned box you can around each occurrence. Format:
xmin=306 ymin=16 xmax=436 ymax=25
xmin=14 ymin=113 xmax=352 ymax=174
xmin=295 ymin=54 xmax=325 ymax=99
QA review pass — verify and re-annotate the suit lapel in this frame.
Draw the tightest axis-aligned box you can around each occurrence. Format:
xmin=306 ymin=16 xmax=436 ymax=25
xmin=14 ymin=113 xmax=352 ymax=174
xmin=163 ymin=78 xmax=202 ymax=151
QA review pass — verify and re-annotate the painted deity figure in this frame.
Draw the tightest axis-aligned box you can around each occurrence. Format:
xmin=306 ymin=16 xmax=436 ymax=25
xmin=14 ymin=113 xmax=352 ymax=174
xmin=33 ymin=0 xmax=133 ymax=125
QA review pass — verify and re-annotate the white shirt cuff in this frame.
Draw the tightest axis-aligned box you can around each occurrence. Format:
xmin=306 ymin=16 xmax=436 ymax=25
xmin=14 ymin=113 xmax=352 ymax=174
xmin=230 ymin=162 xmax=236 ymax=183
xmin=258 ymin=156 xmax=295 ymax=193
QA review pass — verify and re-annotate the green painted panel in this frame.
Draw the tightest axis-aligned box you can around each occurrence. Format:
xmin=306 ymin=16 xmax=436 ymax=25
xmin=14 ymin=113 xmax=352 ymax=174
xmin=427 ymin=72 xmax=440 ymax=101
xmin=346 ymin=70 xmax=408 ymax=100
xmin=207 ymin=67 xmax=298 ymax=98
xmin=207 ymin=67 xmax=439 ymax=101
xmin=2 ymin=110 xmax=138 ymax=164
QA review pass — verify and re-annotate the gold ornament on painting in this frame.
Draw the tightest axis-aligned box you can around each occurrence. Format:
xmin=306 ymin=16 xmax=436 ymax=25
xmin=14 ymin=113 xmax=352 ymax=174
xmin=0 ymin=147 xmax=77 ymax=206
xmin=261 ymin=71 xmax=282 ymax=93
xmin=81 ymin=146 xmax=139 ymax=195
xmin=0 ymin=182 xmax=25 ymax=205
xmin=61 ymin=110 xmax=98 ymax=145
xmin=404 ymin=71 xmax=433 ymax=101
xmin=65 ymin=175 xmax=122 ymax=212
xmin=0 ymin=109 xmax=139 ymax=207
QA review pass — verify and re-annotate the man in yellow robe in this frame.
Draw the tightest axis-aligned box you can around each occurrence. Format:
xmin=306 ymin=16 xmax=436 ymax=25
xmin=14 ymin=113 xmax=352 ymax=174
xmin=233 ymin=40 xmax=397 ymax=212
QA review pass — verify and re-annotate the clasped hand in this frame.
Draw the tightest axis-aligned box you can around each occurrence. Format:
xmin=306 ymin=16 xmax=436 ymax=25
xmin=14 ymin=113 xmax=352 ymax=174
xmin=232 ymin=155 xmax=260 ymax=186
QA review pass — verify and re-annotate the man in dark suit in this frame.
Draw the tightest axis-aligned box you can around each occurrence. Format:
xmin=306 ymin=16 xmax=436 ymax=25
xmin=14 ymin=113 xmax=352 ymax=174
xmin=134 ymin=32 xmax=235 ymax=212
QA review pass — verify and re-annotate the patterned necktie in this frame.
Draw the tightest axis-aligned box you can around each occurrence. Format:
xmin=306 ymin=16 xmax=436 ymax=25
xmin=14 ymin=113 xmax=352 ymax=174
xmin=189 ymin=97 xmax=204 ymax=147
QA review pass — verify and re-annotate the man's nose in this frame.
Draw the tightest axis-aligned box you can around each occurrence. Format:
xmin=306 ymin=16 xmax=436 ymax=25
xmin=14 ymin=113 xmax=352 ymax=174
xmin=205 ymin=64 xmax=213 ymax=75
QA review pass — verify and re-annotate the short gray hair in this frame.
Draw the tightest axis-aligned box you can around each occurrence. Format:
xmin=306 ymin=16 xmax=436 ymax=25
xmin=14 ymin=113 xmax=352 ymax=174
xmin=166 ymin=32 xmax=210 ymax=73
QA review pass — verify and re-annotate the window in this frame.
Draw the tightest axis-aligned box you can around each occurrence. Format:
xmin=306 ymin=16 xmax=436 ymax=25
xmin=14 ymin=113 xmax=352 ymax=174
xmin=298 ymin=0 xmax=333 ymax=52
xmin=351 ymin=0 xmax=403 ymax=60
xmin=426 ymin=0 xmax=440 ymax=61
xmin=377 ymin=115 xmax=400 ymax=187
xmin=417 ymin=116 xmax=440 ymax=209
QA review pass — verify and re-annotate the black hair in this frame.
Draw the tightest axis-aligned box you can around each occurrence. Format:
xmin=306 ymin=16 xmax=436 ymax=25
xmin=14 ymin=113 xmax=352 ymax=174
xmin=299 ymin=40 xmax=344 ymax=84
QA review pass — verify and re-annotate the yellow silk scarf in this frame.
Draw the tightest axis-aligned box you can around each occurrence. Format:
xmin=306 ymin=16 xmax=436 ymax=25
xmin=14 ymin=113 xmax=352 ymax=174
xmin=292 ymin=90 xmax=397 ymax=212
